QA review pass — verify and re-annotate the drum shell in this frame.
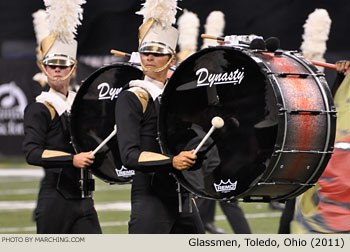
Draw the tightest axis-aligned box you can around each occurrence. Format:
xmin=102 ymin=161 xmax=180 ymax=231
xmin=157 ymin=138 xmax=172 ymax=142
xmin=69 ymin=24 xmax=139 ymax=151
xmin=243 ymin=51 xmax=336 ymax=200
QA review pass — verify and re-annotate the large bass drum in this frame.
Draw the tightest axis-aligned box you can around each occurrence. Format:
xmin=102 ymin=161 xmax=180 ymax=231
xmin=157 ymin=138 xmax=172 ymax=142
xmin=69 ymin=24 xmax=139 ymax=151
xmin=159 ymin=46 xmax=336 ymax=201
xmin=71 ymin=62 xmax=143 ymax=184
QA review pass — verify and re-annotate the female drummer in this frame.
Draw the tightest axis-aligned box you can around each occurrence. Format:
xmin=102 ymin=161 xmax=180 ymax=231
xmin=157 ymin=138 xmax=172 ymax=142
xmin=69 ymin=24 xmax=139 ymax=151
xmin=22 ymin=1 xmax=101 ymax=234
xmin=114 ymin=1 xmax=204 ymax=234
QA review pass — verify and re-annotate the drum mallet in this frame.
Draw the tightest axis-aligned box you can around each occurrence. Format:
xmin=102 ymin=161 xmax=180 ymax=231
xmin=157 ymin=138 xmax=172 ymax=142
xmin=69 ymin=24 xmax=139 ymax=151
xmin=309 ymin=60 xmax=336 ymax=70
xmin=110 ymin=49 xmax=131 ymax=58
xmin=201 ymin=34 xmax=225 ymax=44
xmin=201 ymin=34 xmax=225 ymax=41
xmin=92 ymin=125 xmax=117 ymax=155
xmin=194 ymin=117 xmax=224 ymax=155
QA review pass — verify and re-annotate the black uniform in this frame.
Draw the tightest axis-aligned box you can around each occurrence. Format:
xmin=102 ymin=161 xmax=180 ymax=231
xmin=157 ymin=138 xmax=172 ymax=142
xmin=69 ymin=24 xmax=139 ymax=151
xmin=115 ymin=78 xmax=205 ymax=234
xmin=23 ymin=89 xmax=101 ymax=234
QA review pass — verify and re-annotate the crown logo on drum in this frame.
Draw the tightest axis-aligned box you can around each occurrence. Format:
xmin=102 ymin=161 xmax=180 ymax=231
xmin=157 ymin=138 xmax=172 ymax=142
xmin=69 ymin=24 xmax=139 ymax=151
xmin=213 ymin=179 xmax=237 ymax=193
xmin=115 ymin=166 xmax=135 ymax=178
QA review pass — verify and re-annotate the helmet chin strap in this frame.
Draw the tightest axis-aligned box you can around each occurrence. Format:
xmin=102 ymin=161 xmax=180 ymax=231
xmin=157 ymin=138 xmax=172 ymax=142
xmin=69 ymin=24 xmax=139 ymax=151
xmin=40 ymin=62 xmax=77 ymax=81
xmin=140 ymin=54 xmax=174 ymax=73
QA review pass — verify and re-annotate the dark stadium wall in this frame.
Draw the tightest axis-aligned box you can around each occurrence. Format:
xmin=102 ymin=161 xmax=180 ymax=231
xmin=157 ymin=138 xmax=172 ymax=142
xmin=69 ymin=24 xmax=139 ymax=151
xmin=0 ymin=0 xmax=349 ymax=56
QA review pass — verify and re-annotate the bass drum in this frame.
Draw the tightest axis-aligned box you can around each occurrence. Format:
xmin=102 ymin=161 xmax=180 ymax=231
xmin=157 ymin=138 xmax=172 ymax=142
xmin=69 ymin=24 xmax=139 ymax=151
xmin=159 ymin=46 xmax=336 ymax=201
xmin=71 ymin=62 xmax=143 ymax=184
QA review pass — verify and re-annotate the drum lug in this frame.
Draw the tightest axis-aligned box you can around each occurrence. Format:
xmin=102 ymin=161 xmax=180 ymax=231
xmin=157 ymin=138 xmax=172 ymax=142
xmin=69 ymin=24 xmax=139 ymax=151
xmin=274 ymin=50 xmax=283 ymax=56
xmin=315 ymin=72 xmax=326 ymax=77
xmin=289 ymin=109 xmax=323 ymax=115
xmin=288 ymin=50 xmax=302 ymax=56
xmin=258 ymin=181 xmax=316 ymax=187
xmin=275 ymin=149 xmax=333 ymax=154
xmin=243 ymin=196 xmax=272 ymax=202
xmin=278 ymin=107 xmax=287 ymax=114
xmin=278 ymin=72 xmax=310 ymax=78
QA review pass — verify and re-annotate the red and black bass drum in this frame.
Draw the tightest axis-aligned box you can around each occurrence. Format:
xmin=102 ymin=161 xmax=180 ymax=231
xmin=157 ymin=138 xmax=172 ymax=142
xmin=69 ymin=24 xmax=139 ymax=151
xmin=159 ymin=46 xmax=336 ymax=201
xmin=70 ymin=62 xmax=143 ymax=184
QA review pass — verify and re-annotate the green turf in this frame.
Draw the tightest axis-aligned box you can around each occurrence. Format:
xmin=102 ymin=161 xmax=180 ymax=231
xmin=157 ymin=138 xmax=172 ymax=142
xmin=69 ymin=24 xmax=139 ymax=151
xmin=101 ymin=225 xmax=128 ymax=234
xmin=0 ymin=163 xmax=284 ymax=234
xmin=0 ymin=156 xmax=30 ymax=168
xmin=0 ymin=194 xmax=38 ymax=201
xmin=0 ymin=180 xmax=39 ymax=190
xmin=93 ymin=188 xmax=131 ymax=202
xmin=0 ymin=210 xmax=35 ymax=228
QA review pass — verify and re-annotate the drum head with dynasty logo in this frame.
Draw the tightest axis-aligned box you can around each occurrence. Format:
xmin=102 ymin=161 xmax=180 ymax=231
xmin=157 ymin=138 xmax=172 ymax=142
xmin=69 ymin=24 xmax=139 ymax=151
xmin=71 ymin=62 xmax=143 ymax=184
xmin=160 ymin=47 xmax=268 ymax=200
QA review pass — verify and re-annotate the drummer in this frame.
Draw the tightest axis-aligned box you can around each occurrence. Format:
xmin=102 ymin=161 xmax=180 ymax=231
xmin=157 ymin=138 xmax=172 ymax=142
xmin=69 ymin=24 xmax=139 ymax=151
xmin=115 ymin=1 xmax=205 ymax=234
xmin=22 ymin=1 xmax=101 ymax=234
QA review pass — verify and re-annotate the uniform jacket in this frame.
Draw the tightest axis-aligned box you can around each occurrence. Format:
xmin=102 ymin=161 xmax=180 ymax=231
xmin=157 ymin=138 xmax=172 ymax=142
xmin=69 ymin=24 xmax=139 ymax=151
xmin=23 ymin=88 xmax=82 ymax=199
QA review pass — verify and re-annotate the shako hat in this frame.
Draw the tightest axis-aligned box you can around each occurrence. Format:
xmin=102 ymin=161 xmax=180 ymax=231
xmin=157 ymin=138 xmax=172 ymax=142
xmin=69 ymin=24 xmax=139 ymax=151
xmin=137 ymin=0 xmax=179 ymax=56
xmin=39 ymin=0 xmax=86 ymax=67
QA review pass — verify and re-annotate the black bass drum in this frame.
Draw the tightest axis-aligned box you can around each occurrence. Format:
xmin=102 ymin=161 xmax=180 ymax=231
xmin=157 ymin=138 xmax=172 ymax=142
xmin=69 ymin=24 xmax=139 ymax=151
xmin=159 ymin=46 xmax=336 ymax=201
xmin=71 ymin=62 xmax=143 ymax=184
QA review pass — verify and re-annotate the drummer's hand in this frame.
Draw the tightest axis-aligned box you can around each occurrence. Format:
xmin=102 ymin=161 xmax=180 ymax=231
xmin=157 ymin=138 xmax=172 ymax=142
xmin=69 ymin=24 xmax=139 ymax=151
xmin=73 ymin=151 xmax=95 ymax=168
xmin=335 ymin=60 xmax=350 ymax=74
xmin=173 ymin=150 xmax=196 ymax=170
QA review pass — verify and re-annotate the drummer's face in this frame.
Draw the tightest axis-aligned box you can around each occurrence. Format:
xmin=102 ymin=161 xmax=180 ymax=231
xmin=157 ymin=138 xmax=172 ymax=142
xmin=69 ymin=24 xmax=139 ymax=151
xmin=45 ymin=65 xmax=75 ymax=92
xmin=140 ymin=53 xmax=174 ymax=82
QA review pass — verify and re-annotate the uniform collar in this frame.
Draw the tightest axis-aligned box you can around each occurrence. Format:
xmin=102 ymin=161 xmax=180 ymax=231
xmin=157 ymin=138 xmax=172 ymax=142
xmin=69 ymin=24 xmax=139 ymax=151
xmin=36 ymin=88 xmax=76 ymax=116
xmin=129 ymin=76 xmax=165 ymax=101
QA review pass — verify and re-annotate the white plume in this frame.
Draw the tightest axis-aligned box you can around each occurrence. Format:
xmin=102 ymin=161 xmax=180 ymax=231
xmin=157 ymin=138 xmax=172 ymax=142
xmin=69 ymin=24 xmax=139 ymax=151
xmin=301 ymin=8 xmax=332 ymax=71
xmin=136 ymin=0 xmax=178 ymax=28
xmin=33 ymin=72 xmax=48 ymax=86
xmin=32 ymin=9 xmax=49 ymax=45
xmin=44 ymin=0 xmax=86 ymax=43
xmin=177 ymin=9 xmax=200 ymax=53
xmin=201 ymin=11 xmax=225 ymax=49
